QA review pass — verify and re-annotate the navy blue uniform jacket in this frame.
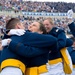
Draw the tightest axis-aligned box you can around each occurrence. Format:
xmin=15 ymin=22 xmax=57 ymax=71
xmin=0 ymin=32 xmax=57 ymax=66
xmin=68 ymin=47 xmax=75 ymax=65
xmin=48 ymin=27 xmax=66 ymax=60
xmin=68 ymin=22 xmax=75 ymax=37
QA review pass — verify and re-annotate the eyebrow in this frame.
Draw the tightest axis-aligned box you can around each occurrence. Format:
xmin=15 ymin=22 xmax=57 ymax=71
xmin=32 ymin=24 xmax=36 ymax=26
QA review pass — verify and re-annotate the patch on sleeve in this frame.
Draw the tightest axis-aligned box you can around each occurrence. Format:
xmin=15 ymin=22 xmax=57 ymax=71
xmin=56 ymin=29 xmax=59 ymax=32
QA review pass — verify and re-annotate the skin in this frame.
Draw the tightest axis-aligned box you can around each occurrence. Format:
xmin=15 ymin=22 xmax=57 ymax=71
xmin=1 ymin=21 xmax=25 ymax=48
xmin=15 ymin=22 xmax=25 ymax=29
xmin=28 ymin=22 xmax=43 ymax=34
xmin=43 ymin=19 xmax=54 ymax=32
xmin=2 ymin=21 xmax=44 ymax=47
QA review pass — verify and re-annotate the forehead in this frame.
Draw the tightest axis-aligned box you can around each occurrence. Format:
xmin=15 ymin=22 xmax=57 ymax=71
xmin=32 ymin=22 xmax=40 ymax=25
xmin=44 ymin=20 xmax=49 ymax=23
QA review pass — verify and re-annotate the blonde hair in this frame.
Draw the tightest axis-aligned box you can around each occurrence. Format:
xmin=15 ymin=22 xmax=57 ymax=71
xmin=44 ymin=17 xmax=54 ymax=25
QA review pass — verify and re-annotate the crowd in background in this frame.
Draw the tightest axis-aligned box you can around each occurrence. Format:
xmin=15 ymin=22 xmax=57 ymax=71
xmin=0 ymin=15 xmax=75 ymax=36
xmin=0 ymin=0 xmax=75 ymax=13
xmin=0 ymin=0 xmax=75 ymax=38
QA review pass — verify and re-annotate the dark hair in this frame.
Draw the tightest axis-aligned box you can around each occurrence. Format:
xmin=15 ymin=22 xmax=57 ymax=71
xmin=39 ymin=22 xmax=47 ymax=34
xmin=6 ymin=18 xmax=20 ymax=30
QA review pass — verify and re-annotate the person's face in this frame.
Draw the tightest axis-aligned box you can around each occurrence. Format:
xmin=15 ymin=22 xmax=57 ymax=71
xmin=43 ymin=20 xmax=53 ymax=32
xmin=28 ymin=22 xmax=43 ymax=34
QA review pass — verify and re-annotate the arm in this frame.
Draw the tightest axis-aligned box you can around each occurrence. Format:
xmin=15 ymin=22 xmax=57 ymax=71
xmin=22 ymin=32 xmax=57 ymax=48
xmin=2 ymin=34 xmax=11 ymax=39
xmin=66 ymin=38 xmax=73 ymax=47
xmin=5 ymin=29 xmax=57 ymax=48
xmin=8 ymin=41 xmax=49 ymax=57
xmin=2 ymin=32 xmax=57 ymax=48
xmin=57 ymin=30 xmax=66 ymax=50
xmin=57 ymin=30 xmax=73 ymax=49
xmin=7 ymin=32 xmax=58 ymax=57
xmin=1 ymin=32 xmax=58 ymax=57
xmin=67 ymin=9 xmax=75 ymax=37
xmin=68 ymin=22 xmax=75 ymax=37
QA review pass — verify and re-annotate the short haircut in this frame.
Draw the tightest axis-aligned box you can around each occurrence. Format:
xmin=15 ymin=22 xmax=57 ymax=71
xmin=6 ymin=18 xmax=20 ymax=30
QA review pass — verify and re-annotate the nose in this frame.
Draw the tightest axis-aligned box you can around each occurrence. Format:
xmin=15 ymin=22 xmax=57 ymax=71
xmin=44 ymin=25 xmax=47 ymax=28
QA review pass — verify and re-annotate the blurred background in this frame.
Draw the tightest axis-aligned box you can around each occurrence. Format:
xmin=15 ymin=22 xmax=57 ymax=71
xmin=0 ymin=0 xmax=75 ymax=38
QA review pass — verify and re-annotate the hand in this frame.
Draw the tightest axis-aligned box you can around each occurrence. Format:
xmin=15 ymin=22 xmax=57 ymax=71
xmin=67 ymin=9 xmax=74 ymax=24
xmin=67 ymin=9 xmax=73 ymax=19
xmin=8 ymin=29 xmax=25 ymax=36
xmin=2 ymin=38 xmax=11 ymax=47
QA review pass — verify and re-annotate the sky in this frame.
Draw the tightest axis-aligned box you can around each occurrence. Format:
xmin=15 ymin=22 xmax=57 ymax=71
xmin=24 ymin=0 xmax=75 ymax=3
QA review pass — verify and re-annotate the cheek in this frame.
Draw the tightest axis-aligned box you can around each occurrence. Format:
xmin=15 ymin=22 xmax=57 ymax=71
xmin=33 ymin=28 xmax=38 ymax=32
xmin=29 ymin=27 xmax=36 ymax=32
xmin=34 ymin=28 xmax=40 ymax=33
xmin=45 ymin=26 xmax=50 ymax=29
xmin=22 ymin=26 xmax=25 ymax=29
xmin=21 ymin=25 xmax=25 ymax=29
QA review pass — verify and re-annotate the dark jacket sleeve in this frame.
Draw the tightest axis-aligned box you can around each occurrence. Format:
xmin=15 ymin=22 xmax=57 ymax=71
xmin=12 ymin=32 xmax=58 ymax=48
xmin=2 ymin=34 xmax=11 ymax=39
xmin=66 ymin=38 xmax=73 ymax=47
xmin=49 ymin=28 xmax=66 ymax=50
xmin=57 ymin=29 xmax=66 ymax=50
xmin=27 ymin=32 xmax=58 ymax=48
xmin=8 ymin=41 xmax=49 ymax=57
xmin=8 ymin=32 xmax=58 ymax=57
xmin=68 ymin=22 xmax=75 ymax=37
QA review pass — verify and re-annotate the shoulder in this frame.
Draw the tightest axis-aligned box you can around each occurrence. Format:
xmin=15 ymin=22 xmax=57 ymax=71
xmin=54 ymin=27 xmax=65 ymax=33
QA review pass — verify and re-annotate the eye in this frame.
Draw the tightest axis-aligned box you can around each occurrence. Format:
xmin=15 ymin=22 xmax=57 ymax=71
xmin=45 ymin=24 xmax=49 ymax=26
xmin=33 ymin=24 xmax=36 ymax=26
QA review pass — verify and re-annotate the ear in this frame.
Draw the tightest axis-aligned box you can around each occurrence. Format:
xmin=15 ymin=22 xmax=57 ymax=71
xmin=15 ymin=23 xmax=20 ymax=29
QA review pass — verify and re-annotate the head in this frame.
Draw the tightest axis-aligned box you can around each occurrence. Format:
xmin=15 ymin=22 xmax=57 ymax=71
xmin=28 ymin=21 xmax=46 ymax=34
xmin=6 ymin=18 xmax=25 ymax=30
xmin=43 ymin=18 xmax=54 ymax=32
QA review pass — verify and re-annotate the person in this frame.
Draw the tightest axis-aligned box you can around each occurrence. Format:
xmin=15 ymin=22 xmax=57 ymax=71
xmin=67 ymin=9 xmax=74 ymax=37
xmin=67 ymin=9 xmax=75 ymax=75
xmin=0 ymin=18 xmax=57 ymax=75
xmin=68 ymin=20 xmax=75 ymax=37
xmin=24 ymin=21 xmax=52 ymax=75
xmin=67 ymin=37 xmax=75 ymax=75
xmin=28 ymin=21 xmax=47 ymax=34
xmin=43 ymin=17 xmax=73 ymax=75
